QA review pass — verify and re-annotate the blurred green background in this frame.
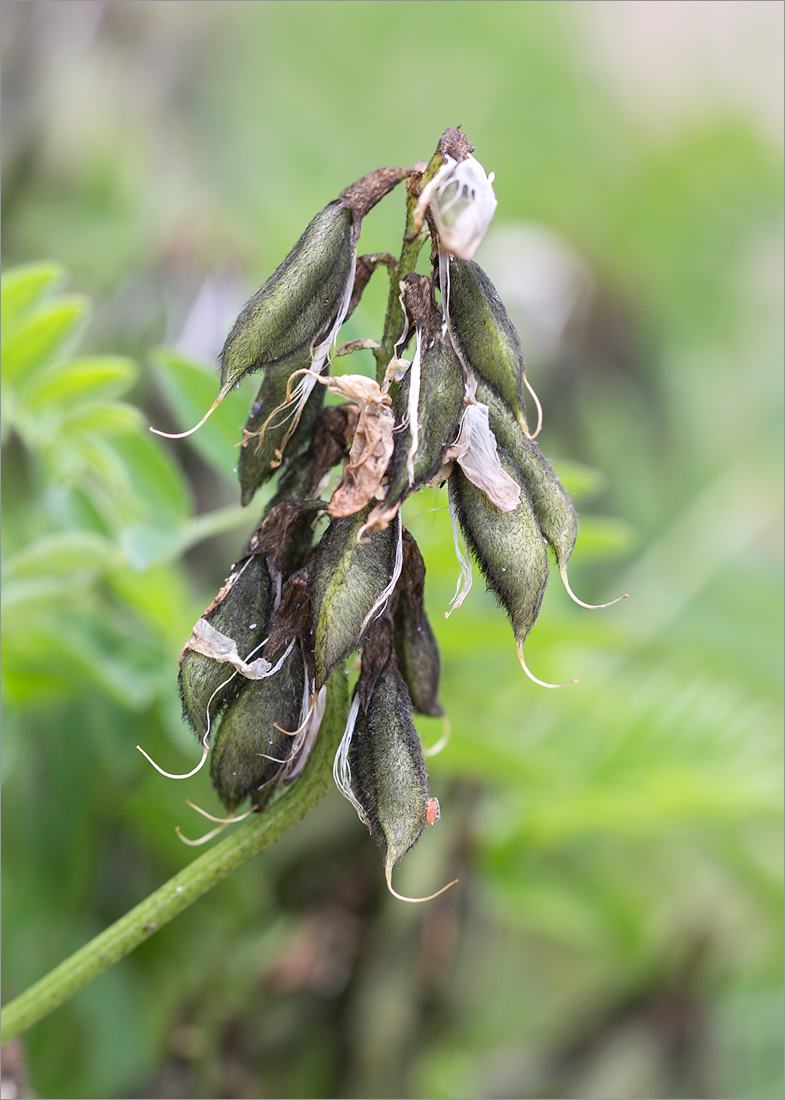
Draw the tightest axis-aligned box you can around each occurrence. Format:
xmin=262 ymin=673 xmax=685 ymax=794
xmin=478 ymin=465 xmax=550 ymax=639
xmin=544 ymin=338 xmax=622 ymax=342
xmin=2 ymin=3 xmax=782 ymax=1098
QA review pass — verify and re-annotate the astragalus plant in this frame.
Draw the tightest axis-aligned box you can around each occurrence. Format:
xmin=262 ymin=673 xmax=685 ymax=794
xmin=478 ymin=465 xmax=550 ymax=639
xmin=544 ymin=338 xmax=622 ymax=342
xmin=144 ymin=126 xmax=625 ymax=902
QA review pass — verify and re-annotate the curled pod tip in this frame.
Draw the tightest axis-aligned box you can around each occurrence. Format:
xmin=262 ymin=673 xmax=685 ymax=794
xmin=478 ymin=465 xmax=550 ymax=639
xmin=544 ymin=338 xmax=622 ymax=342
xmin=478 ymin=381 xmax=626 ymax=611
xmin=347 ymin=666 xmax=456 ymax=903
xmin=449 ymin=457 xmax=576 ymax=689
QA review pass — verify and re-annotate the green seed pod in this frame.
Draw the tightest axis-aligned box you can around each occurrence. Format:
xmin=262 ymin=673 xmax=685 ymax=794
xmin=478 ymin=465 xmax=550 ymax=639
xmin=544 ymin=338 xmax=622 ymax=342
xmin=179 ymin=553 xmax=270 ymax=741
xmin=238 ymin=370 xmax=326 ymax=505
xmin=476 ymin=380 xmax=577 ymax=566
xmin=221 ymin=168 xmax=408 ymax=397
xmin=392 ymin=532 xmax=443 ymax=717
xmin=477 ymin=380 xmax=626 ymax=612
xmin=210 ymin=643 xmax=306 ymax=813
xmin=449 ymin=453 xmax=550 ymax=675
xmin=152 ymin=171 xmax=407 ymax=444
xmin=349 ymin=664 xmax=433 ymax=891
xmin=377 ymin=281 xmax=465 ymax=523
xmin=220 ymin=203 xmax=356 ymax=396
xmin=310 ymin=506 xmax=400 ymax=688
xmin=441 ymin=252 xmax=530 ymax=432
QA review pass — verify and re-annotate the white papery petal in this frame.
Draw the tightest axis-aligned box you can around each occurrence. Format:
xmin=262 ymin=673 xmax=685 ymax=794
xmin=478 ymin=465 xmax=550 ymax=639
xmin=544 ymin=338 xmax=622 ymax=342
xmin=447 ymin=402 xmax=521 ymax=512
xmin=183 ymin=619 xmax=295 ymax=679
xmin=333 ymin=692 xmax=367 ymax=822
xmin=431 ymin=155 xmax=497 ymax=260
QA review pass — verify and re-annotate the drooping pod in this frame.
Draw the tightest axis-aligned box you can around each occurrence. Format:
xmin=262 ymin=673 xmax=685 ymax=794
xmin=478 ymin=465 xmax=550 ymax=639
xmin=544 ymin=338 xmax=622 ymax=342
xmin=210 ymin=641 xmax=306 ymax=813
xmin=151 ymin=167 xmax=408 ymax=441
xmin=449 ymin=454 xmax=572 ymax=687
xmin=477 ymin=381 xmax=625 ymax=610
xmin=368 ymin=275 xmax=465 ymax=531
xmin=268 ymin=404 xmax=359 ymax=508
xmin=309 ymin=505 xmax=402 ymax=688
xmin=238 ymin=372 xmax=325 ymax=505
xmin=178 ymin=553 xmax=270 ymax=741
xmin=440 ymin=251 xmax=541 ymax=437
xmin=392 ymin=532 xmax=444 ymax=717
xmin=477 ymin=379 xmax=576 ymax=561
xmin=250 ymin=501 xmax=319 ymax=600
xmin=341 ymin=619 xmax=452 ymax=901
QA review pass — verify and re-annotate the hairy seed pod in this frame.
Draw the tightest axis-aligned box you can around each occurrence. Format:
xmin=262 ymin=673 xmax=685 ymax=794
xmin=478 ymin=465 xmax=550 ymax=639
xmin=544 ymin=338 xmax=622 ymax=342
xmin=392 ymin=532 xmax=443 ymax=717
xmin=179 ymin=554 xmax=270 ymax=741
xmin=441 ymin=252 xmax=529 ymax=431
xmin=349 ymin=665 xmax=432 ymax=886
xmin=310 ymin=506 xmax=400 ymax=688
xmin=221 ymin=168 xmax=408 ymax=398
xmin=210 ymin=643 xmax=306 ymax=812
xmin=449 ymin=454 xmax=548 ymax=655
xmin=239 ymin=372 xmax=326 ymax=505
xmin=377 ymin=284 xmax=465 ymax=524
xmin=220 ymin=204 xmax=357 ymax=396
xmin=476 ymin=380 xmax=577 ymax=573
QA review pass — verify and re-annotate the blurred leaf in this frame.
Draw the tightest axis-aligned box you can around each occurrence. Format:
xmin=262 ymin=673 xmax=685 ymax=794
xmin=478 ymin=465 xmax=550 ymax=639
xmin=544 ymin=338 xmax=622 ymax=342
xmin=104 ymin=432 xmax=192 ymax=523
xmin=2 ymin=295 xmax=91 ymax=386
xmin=61 ymin=402 xmax=144 ymax=438
xmin=0 ymin=260 xmax=66 ymax=331
xmin=3 ymin=614 xmax=159 ymax=710
xmin=23 ymin=356 xmax=138 ymax=412
xmin=550 ymin=457 xmax=607 ymax=501
xmin=119 ymin=523 xmax=186 ymax=572
xmin=573 ymin=515 xmax=639 ymax=560
xmin=4 ymin=531 xmax=121 ymax=580
xmin=1 ymin=575 xmax=91 ymax=614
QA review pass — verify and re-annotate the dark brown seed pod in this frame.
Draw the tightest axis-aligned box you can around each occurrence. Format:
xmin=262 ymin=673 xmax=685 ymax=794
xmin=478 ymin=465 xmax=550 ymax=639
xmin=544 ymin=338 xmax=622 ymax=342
xmin=262 ymin=570 xmax=313 ymax=666
xmin=449 ymin=455 xmax=573 ymax=688
xmin=392 ymin=532 xmax=443 ymax=717
xmin=441 ymin=252 xmax=541 ymax=436
xmin=238 ymin=371 xmax=326 ymax=506
xmin=179 ymin=553 xmax=270 ymax=741
xmin=310 ymin=505 xmax=401 ymax=689
xmin=250 ymin=501 xmax=320 ymax=594
xmin=269 ymin=404 xmax=360 ymax=508
xmin=210 ymin=643 xmax=306 ymax=813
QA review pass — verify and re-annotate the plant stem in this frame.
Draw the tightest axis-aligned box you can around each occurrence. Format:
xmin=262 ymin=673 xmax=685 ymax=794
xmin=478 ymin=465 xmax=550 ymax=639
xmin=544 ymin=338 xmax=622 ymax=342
xmin=373 ymin=149 xmax=444 ymax=385
xmin=1 ymin=669 xmax=348 ymax=1044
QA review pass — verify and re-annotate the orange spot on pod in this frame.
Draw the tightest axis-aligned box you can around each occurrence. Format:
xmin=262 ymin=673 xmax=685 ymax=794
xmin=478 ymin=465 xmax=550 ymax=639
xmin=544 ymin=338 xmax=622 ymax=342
xmin=426 ymin=798 xmax=441 ymax=826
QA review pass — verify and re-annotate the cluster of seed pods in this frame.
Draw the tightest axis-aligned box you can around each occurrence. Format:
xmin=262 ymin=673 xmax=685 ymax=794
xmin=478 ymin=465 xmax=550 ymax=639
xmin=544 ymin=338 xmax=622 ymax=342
xmin=144 ymin=129 xmax=624 ymax=899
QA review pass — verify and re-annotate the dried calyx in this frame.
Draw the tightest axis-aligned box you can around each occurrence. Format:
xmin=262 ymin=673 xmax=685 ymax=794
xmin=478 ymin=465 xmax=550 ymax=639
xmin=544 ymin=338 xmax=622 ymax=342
xmin=141 ymin=127 xmax=626 ymax=896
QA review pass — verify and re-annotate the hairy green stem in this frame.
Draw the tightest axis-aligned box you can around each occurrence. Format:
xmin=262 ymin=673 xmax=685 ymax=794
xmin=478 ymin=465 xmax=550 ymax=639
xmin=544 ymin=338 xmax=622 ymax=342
xmin=1 ymin=670 xmax=348 ymax=1044
xmin=373 ymin=149 xmax=443 ymax=385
